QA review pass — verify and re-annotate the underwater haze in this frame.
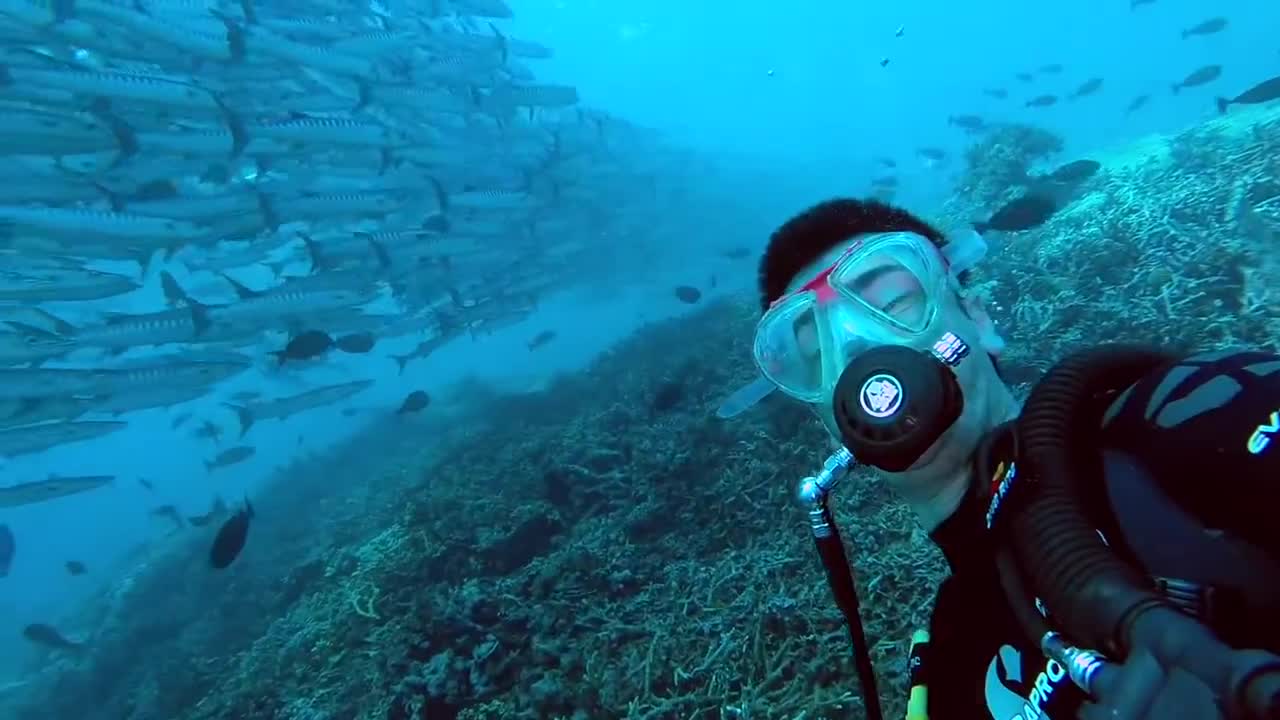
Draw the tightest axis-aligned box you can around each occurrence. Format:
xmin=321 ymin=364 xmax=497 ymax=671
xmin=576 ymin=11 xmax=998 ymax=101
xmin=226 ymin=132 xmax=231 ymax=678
xmin=0 ymin=0 xmax=1277 ymax=717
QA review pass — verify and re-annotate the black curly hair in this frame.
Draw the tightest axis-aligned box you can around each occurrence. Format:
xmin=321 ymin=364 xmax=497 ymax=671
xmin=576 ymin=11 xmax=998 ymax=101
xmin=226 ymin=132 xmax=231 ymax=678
xmin=757 ymin=198 xmax=947 ymax=313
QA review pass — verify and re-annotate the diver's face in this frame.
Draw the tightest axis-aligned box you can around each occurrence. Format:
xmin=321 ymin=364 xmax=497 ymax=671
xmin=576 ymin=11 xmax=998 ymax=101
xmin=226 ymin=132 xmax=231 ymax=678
xmin=812 ymin=294 xmax=1008 ymax=473
xmin=788 ymin=242 xmax=1012 ymax=487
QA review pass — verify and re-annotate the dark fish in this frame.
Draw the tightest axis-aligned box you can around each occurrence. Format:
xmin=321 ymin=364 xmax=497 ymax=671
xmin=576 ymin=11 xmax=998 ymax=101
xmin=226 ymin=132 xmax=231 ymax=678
xmin=1025 ymin=94 xmax=1058 ymax=108
xmin=948 ymin=114 xmax=986 ymax=131
xmin=983 ymin=88 xmax=1009 ymax=99
xmin=871 ymin=175 xmax=898 ymax=187
xmin=0 ymin=524 xmax=12 ymax=578
xmin=674 ymin=285 xmax=702 ymax=304
xmin=1045 ymin=159 xmax=1101 ymax=184
xmin=138 ymin=477 xmax=154 ymax=491
xmin=1126 ymin=94 xmax=1151 ymax=113
xmin=651 ymin=380 xmax=685 ymax=413
xmin=1216 ymin=75 xmax=1280 ymax=114
xmin=335 ymin=332 xmax=376 ymax=353
xmin=397 ymin=390 xmax=430 ymax=414
xmin=973 ymin=194 xmax=1059 ymax=234
xmin=170 ymin=412 xmax=192 ymax=429
xmin=1070 ymin=78 xmax=1104 ymax=99
xmin=720 ymin=247 xmax=752 ymax=259
xmin=876 ymin=157 xmax=897 ymax=168
xmin=22 ymin=623 xmax=83 ymax=651
xmin=1039 ymin=64 xmax=1063 ymax=75
xmin=206 ymin=445 xmax=255 ymax=471
xmin=879 ymin=57 xmax=889 ymax=68
xmin=1131 ymin=0 xmax=1156 ymax=8
xmin=65 ymin=560 xmax=86 ymax=575
xmin=1172 ymin=65 xmax=1221 ymax=93
xmin=917 ymin=147 xmax=947 ymax=162
xmin=1015 ymin=72 xmax=1034 ymax=83
xmin=527 ymin=330 xmax=556 ymax=350
xmin=210 ymin=500 xmax=253 ymax=569
xmin=271 ymin=330 xmax=333 ymax=364
xmin=1181 ymin=17 xmax=1227 ymax=39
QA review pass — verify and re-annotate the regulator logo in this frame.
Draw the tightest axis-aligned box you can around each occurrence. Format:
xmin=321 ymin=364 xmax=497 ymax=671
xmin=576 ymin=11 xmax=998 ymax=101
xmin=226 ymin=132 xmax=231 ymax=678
xmin=860 ymin=373 xmax=903 ymax=418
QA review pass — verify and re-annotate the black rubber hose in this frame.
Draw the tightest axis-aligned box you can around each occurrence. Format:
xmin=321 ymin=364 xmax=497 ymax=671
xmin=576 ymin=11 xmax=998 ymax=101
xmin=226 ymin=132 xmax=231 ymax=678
xmin=815 ymin=519 xmax=885 ymax=720
xmin=1011 ymin=344 xmax=1176 ymax=654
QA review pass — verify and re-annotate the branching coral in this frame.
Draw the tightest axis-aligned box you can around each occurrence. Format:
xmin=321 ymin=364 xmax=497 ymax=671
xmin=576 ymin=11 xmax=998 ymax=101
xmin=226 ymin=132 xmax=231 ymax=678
xmin=953 ymin=123 xmax=1065 ymax=208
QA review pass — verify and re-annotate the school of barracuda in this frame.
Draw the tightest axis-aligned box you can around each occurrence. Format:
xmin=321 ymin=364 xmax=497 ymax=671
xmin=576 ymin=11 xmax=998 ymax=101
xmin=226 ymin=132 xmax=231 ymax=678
xmin=0 ymin=0 xmax=695 ymax=481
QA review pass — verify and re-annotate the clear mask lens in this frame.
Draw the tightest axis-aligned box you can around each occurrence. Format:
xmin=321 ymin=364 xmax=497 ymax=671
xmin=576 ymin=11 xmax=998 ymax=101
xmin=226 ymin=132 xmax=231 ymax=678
xmin=754 ymin=234 xmax=946 ymax=400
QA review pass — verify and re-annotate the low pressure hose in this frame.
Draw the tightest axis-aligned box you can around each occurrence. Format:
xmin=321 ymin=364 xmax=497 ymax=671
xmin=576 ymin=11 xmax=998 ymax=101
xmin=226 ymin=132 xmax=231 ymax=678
xmin=1011 ymin=344 xmax=1175 ymax=654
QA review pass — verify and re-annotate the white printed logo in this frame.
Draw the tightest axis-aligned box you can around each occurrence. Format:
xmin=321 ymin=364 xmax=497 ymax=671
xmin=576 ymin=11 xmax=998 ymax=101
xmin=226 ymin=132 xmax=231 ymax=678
xmin=984 ymin=644 xmax=1068 ymax=720
xmin=860 ymin=373 xmax=903 ymax=418
xmin=1247 ymin=410 xmax=1278 ymax=454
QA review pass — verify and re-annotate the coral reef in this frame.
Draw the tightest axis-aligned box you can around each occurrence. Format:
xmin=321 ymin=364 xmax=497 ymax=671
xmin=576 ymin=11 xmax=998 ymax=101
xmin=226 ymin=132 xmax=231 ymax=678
xmin=951 ymin=123 xmax=1065 ymax=209
xmin=939 ymin=103 xmax=1280 ymax=385
xmin=7 ymin=103 xmax=1279 ymax=720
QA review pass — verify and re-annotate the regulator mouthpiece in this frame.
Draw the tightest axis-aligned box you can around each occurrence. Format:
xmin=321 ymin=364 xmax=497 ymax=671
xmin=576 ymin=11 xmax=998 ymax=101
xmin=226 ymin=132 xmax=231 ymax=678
xmin=831 ymin=340 xmax=967 ymax=472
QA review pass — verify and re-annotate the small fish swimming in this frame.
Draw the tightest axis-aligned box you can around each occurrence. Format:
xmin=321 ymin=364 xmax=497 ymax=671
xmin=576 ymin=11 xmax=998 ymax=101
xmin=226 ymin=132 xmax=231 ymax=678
xmin=917 ymin=147 xmax=947 ymax=162
xmin=1172 ymin=65 xmax=1221 ymax=94
xmin=1126 ymin=94 xmax=1151 ymax=114
xmin=271 ymin=330 xmax=334 ymax=364
xmin=527 ymin=330 xmax=556 ymax=350
xmin=674 ymin=285 xmax=702 ymax=304
xmin=22 ymin=623 xmax=83 ymax=651
xmin=973 ymin=194 xmax=1060 ymax=234
xmin=948 ymin=115 xmax=986 ymax=132
xmin=65 ymin=560 xmax=87 ymax=576
xmin=210 ymin=500 xmax=253 ymax=569
xmin=1180 ymin=17 xmax=1227 ymax=39
xmin=1070 ymin=78 xmax=1104 ymax=99
xmin=205 ymin=445 xmax=256 ymax=471
xmin=397 ymin=390 xmax=430 ymax=414
xmin=1025 ymin=94 xmax=1058 ymax=108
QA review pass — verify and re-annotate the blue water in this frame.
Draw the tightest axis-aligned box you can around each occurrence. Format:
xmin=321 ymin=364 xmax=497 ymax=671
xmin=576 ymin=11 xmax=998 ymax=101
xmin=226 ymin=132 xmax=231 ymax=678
xmin=1 ymin=0 xmax=1275 ymax=687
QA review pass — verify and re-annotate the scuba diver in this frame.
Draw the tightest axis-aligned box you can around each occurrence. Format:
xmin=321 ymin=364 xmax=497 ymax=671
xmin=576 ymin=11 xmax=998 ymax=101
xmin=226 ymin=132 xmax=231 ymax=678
xmin=744 ymin=197 xmax=1280 ymax=719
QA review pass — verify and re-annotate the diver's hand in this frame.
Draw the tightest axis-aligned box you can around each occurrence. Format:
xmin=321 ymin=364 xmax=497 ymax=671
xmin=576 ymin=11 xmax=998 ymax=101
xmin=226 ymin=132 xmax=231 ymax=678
xmin=1077 ymin=649 xmax=1222 ymax=720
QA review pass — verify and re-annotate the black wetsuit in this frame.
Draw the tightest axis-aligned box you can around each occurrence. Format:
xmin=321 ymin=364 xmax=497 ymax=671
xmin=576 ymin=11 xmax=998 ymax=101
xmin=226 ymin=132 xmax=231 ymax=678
xmin=916 ymin=349 xmax=1280 ymax=720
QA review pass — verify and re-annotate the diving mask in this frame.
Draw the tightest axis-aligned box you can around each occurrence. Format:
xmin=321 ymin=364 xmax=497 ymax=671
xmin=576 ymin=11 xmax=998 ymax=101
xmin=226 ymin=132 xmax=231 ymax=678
xmin=752 ymin=230 xmax=989 ymax=470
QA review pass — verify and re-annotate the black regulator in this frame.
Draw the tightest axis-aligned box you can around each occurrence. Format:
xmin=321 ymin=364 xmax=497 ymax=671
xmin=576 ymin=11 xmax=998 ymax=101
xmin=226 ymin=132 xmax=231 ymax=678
xmin=831 ymin=332 xmax=970 ymax=472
